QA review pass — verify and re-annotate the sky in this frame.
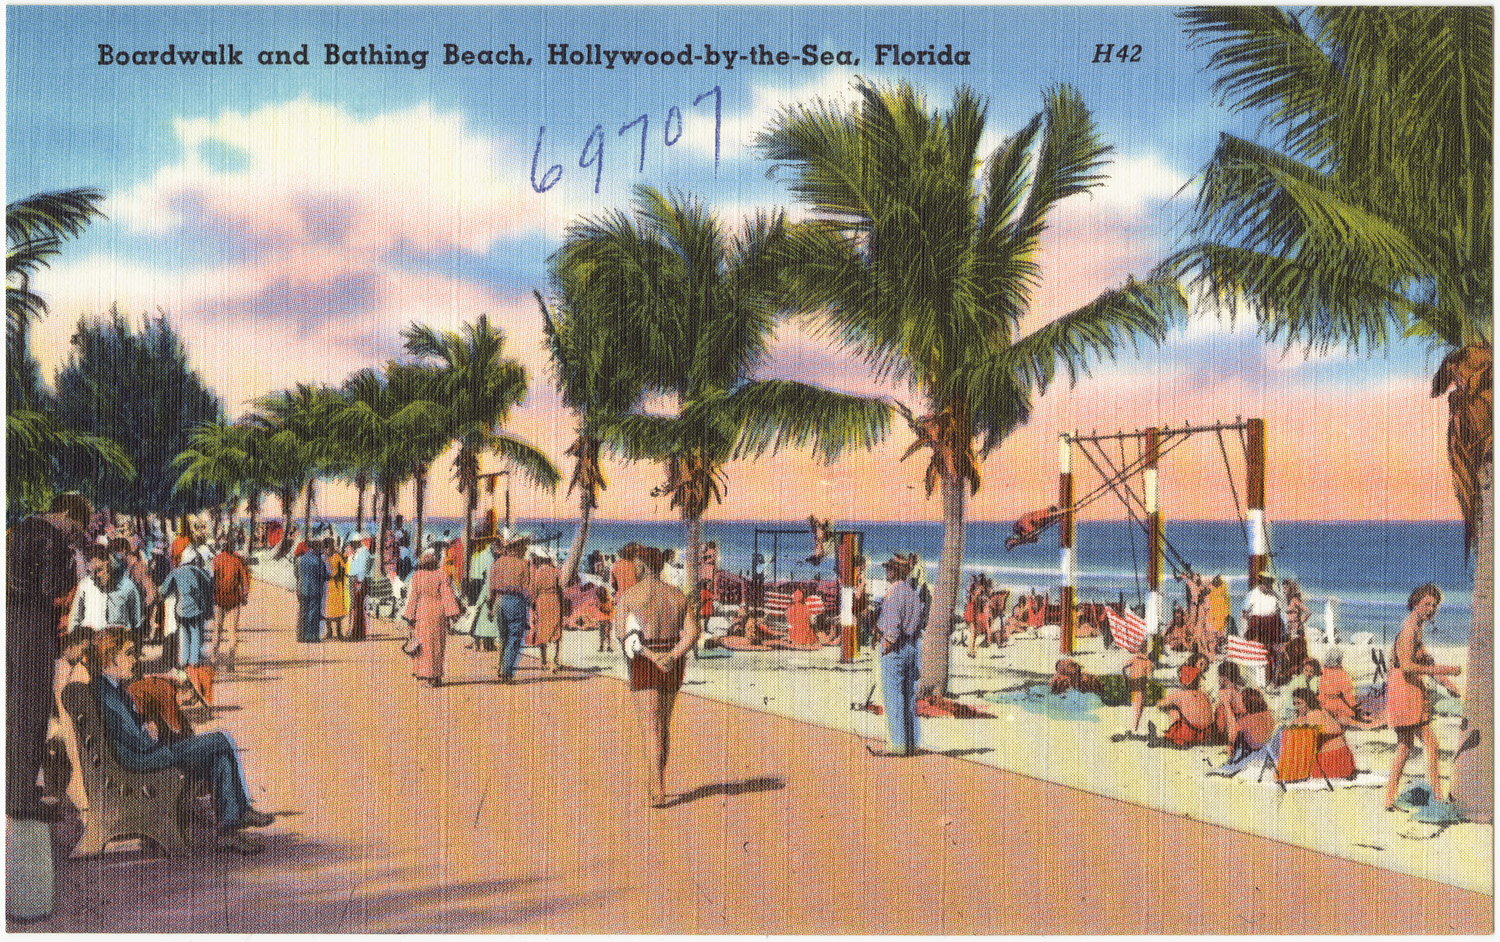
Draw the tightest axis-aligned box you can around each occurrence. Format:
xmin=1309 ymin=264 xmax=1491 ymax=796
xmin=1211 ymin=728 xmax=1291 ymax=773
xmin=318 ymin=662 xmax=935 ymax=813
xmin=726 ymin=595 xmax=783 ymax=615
xmin=6 ymin=4 xmax=1461 ymax=525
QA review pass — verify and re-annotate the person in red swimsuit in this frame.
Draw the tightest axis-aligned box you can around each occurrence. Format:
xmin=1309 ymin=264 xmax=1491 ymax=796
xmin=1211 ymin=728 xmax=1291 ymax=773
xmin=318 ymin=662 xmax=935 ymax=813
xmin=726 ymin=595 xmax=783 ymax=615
xmin=1156 ymin=662 xmax=1213 ymax=747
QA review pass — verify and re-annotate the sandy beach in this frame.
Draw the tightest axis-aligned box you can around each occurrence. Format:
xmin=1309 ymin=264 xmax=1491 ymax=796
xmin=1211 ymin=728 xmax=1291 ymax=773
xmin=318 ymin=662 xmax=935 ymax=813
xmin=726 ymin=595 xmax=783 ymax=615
xmin=12 ymin=560 xmax=1491 ymax=933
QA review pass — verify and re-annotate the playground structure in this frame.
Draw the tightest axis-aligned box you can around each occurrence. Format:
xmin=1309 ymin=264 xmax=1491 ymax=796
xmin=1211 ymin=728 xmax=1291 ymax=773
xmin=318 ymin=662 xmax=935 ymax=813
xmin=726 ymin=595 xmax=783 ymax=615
xmin=1055 ymin=418 xmax=1270 ymax=655
xmin=469 ymin=471 xmax=562 ymax=558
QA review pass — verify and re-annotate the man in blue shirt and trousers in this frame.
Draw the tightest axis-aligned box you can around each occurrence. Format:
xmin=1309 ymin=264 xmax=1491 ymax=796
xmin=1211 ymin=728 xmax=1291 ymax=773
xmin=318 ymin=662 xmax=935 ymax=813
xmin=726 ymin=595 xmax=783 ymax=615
xmin=871 ymin=553 xmax=926 ymax=757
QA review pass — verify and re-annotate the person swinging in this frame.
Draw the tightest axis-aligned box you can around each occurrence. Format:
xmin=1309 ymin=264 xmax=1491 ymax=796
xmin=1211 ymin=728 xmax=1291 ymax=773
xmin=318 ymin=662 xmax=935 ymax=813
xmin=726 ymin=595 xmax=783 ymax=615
xmin=1005 ymin=505 xmax=1059 ymax=551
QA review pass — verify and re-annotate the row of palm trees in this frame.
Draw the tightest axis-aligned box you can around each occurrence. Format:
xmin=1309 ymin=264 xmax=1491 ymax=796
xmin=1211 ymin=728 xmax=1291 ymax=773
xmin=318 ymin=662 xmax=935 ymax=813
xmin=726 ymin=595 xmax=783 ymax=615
xmin=174 ymin=317 xmax=561 ymax=578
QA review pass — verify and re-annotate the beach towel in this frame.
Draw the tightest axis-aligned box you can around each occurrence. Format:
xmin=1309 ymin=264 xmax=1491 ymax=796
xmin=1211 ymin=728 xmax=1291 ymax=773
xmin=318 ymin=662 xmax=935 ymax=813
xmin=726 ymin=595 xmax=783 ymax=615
xmin=1226 ymin=635 xmax=1269 ymax=667
xmin=1105 ymin=607 xmax=1146 ymax=653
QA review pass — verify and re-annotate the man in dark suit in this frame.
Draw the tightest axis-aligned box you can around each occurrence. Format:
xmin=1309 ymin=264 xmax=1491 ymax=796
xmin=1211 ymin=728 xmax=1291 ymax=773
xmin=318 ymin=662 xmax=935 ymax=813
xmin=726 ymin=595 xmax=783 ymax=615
xmin=6 ymin=492 xmax=90 ymax=821
xmin=295 ymin=542 xmax=328 ymax=643
xmin=90 ymin=627 xmax=273 ymax=853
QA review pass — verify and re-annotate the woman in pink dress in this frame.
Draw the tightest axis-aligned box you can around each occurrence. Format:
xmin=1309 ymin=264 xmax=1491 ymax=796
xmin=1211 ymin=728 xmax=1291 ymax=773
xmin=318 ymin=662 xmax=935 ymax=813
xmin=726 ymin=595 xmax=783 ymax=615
xmin=1384 ymin=583 xmax=1462 ymax=810
xmin=402 ymin=548 xmax=462 ymax=687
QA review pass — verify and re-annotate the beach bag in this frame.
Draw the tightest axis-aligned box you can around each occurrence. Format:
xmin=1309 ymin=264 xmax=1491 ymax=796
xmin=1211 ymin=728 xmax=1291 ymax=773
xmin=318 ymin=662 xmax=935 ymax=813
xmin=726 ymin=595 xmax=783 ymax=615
xmin=1277 ymin=724 xmax=1319 ymax=782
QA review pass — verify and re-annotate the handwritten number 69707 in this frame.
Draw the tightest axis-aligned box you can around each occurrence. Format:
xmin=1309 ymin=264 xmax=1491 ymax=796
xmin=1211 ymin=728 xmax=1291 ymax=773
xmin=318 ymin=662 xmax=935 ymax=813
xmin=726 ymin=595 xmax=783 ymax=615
xmin=530 ymin=86 xmax=722 ymax=194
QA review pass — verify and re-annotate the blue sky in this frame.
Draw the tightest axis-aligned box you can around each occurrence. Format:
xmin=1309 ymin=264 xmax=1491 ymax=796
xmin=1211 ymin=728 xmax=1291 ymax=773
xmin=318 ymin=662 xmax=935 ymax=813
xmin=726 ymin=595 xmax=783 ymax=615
xmin=6 ymin=5 xmax=1456 ymax=522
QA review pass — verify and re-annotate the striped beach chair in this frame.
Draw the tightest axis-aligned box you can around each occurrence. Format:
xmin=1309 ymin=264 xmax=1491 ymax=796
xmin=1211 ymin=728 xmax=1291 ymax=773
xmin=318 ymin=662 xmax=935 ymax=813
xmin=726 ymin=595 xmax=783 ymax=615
xmin=1105 ymin=607 xmax=1147 ymax=653
xmin=1226 ymin=635 xmax=1269 ymax=668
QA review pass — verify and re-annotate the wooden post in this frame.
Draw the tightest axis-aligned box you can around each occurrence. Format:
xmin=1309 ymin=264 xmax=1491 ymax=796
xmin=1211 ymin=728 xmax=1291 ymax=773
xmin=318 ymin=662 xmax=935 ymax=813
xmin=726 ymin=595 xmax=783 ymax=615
xmin=1145 ymin=427 xmax=1162 ymax=639
xmin=1246 ymin=418 xmax=1268 ymax=585
xmin=1060 ymin=434 xmax=1076 ymax=654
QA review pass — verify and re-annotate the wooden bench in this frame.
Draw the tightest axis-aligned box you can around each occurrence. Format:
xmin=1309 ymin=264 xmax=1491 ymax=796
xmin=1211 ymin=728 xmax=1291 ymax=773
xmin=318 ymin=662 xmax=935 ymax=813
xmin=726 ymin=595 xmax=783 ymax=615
xmin=59 ymin=681 xmax=192 ymax=858
xmin=365 ymin=574 xmax=403 ymax=619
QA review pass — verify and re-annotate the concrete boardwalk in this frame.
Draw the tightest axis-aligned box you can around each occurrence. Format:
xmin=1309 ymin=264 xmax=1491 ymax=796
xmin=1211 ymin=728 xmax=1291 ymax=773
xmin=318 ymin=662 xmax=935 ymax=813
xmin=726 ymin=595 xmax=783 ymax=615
xmin=14 ymin=580 xmax=1491 ymax=933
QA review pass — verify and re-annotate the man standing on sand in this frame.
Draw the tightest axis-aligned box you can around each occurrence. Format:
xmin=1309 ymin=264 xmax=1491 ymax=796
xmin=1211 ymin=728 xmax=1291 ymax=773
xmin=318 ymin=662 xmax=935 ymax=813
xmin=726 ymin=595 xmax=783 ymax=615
xmin=7 ymin=493 xmax=91 ymax=821
xmin=487 ymin=534 xmax=532 ymax=682
xmin=347 ymin=535 xmax=373 ymax=641
xmin=1242 ymin=573 xmax=1283 ymax=687
xmin=871 ymin=553 xmax=923 ymax=757
xmin=295 ymin=541 xmax=328 ymax=643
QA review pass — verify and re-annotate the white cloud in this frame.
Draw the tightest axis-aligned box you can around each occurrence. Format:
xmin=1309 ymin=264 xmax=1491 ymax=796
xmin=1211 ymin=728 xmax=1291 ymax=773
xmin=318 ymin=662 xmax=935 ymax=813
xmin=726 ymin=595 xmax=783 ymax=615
xmin=111 ymin=98 xmax=546 ymax=256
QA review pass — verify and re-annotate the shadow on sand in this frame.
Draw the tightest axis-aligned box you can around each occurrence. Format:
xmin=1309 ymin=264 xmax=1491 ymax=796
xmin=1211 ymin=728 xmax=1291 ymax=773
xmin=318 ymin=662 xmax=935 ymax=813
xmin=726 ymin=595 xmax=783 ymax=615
xmin=21 ymin=815 xmax=624 ymax=933
xmin=666 ymin=776 xmax=786 ymax=808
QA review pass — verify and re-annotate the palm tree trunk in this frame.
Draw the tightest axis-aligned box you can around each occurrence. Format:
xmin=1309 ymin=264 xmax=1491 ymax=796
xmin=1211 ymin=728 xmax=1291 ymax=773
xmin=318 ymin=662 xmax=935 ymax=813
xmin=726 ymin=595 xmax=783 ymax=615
xmin=245 ymin=490 xmax=260 ymax=557
xmin=413 ymin=464 xmax=429 ymax=555
xmin=918 ymin=474 xmax=965 ymax=699
xmin=301 ymin=478 xmax=316 ymax=546
xmin=683 ymin=509 xmax=703 ymax=601
xmin=462 ymin=485 xmax=478 ymax=581
xmin=377 ymin=485 xmax=393 ymax=579
xmin=1451 ymin=457 xmax=1493 ymax=822
xmin=355 ymin=476 xmax=368 ymax=536
xmin=561 ymin=485 xmax=594 ymax=587
xmin=274 ymin=487 xmax=295 ymax=558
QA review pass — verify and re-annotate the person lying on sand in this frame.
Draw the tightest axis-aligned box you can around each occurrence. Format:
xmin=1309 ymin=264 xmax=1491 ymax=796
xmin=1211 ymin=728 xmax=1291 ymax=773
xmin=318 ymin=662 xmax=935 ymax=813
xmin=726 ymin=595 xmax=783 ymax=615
xmin=1049 ymin=658 xmax=1103 ymax=697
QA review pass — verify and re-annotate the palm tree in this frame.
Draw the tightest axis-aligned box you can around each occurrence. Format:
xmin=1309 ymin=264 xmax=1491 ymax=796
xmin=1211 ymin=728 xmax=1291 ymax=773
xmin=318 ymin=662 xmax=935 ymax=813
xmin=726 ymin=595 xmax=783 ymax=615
xmin=173 ymin=419 xmax=263 ymax=551
xmin=533 ymin=275 xmax=652 ymax=586
xmin=333 ymin=365 xmax=450 ymax=577
xmin=252 ymin=384 xmax=342 ymax=554
xmin=757 ymin=80 xmax=1185 ymax=697
xmin=6 ymin=188 xmax=132 ymax=515
xmin=559 ymin=184 xmax=891 ymax=590
xmin=8 ymin=188 xmax=105 ymax=362
xmin=401 ymin=315 xmax=560 ymax=575
xmin=1164 ymin=6 xmax=1492 ymax=821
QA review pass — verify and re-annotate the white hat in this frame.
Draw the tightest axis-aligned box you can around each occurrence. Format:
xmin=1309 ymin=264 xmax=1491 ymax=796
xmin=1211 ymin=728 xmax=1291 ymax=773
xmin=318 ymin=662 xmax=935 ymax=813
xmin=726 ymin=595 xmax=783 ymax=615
xmin=531 ymin=546 xmax=554 ymax=562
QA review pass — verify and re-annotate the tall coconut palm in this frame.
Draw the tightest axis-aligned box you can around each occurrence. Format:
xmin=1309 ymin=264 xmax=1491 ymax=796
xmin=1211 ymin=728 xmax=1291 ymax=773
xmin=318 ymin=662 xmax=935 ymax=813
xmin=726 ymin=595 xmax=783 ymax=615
xmin=758 ymin=80 xmax=1185 ymax=697
xmin=1164 ymin=6 xmax=1492 ymax=821
xmin=383 ymin=362 xmax=456 ymax=557
xmin=252 ymin=384 xmax=342 ymax=553
xmin=533 ymin=276 xmax=652 ymax=586
xmin=172 ymin=419 xmax=263 ymax=551
xmin=401 ymin=315 xmax=560 ymax=575
xmin=8 ymin=188 xmax=104 ymax=361
xmin=559 ymin=184 xmax=891 ymax=589
xmin=333 ymin=365 xmax=449 ymax=577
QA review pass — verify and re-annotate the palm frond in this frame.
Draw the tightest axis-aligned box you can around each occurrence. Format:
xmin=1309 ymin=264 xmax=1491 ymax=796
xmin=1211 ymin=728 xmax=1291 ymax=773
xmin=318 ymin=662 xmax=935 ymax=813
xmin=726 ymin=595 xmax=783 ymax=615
xmin=722 ymin=380 xmax=891 ymax=464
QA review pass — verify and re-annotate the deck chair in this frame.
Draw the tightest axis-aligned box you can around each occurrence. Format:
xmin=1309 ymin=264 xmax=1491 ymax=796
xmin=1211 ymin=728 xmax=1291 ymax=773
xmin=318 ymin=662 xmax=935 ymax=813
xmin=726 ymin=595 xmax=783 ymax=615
xmin=1255 ymin=725 xmax=1334 ymax=792
xmin=366 ymin=574 xmax=403 ymax=619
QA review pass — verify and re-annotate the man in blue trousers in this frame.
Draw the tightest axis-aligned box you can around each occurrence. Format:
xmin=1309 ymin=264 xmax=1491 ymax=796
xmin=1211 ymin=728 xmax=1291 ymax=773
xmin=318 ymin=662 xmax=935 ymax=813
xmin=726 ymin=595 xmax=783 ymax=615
xmin=90 ymin=627 xmax=274 ymax=853
xmin=295 ymin=542 xmax=327 ymax=643
xmin=871 ymin=553 xmax=927 ymax=757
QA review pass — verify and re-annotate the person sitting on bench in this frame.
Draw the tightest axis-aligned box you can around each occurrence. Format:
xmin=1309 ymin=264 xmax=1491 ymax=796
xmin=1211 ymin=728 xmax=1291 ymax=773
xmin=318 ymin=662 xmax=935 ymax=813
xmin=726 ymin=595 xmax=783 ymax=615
xmin=89 ymin=626 xmax=274 ymax=854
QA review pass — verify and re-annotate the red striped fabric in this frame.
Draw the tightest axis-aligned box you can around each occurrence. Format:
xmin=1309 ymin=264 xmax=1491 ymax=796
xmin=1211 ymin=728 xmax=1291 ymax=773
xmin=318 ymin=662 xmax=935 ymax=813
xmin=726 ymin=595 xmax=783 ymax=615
xmin=765 ymin=591 xmax=825 ymax=618
xmin=1106 ymin=607 xmax=1147 ymax=652
xmin=1226 ymin=635 xmax=1269 ymax=666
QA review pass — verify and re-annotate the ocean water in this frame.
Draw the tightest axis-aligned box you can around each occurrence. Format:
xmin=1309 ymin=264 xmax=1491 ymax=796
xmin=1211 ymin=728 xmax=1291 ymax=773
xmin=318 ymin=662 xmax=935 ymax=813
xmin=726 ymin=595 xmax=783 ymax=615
xmin=333 ymin=516 xmax=1478 ymax=647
